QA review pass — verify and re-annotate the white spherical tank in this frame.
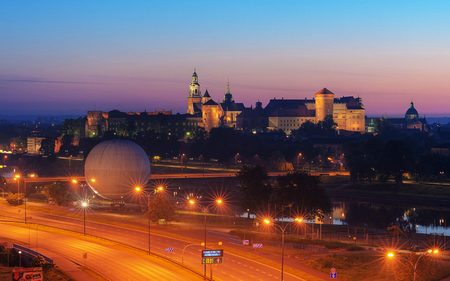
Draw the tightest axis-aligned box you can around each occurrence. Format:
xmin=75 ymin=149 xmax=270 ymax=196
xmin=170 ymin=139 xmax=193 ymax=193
xmin=84 ymin=140 xmax=150 ymax=200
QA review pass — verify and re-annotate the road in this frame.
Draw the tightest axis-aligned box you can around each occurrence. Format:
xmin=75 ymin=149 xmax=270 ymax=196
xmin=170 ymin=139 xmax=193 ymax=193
xmin=0 ymin=201 xmax=310 ymax=281
xmin=1 ymin=223 xmax=202 ymax=281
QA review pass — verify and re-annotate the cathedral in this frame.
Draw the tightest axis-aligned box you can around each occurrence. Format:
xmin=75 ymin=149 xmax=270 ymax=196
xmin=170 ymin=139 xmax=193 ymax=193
xmin=187 ymin=70 xmax=247 ymax=131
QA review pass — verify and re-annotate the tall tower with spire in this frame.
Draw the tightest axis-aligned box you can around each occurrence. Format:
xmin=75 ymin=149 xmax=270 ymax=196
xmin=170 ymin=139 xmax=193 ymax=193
xmin=187 ymin=69 xmax=202 ymax=114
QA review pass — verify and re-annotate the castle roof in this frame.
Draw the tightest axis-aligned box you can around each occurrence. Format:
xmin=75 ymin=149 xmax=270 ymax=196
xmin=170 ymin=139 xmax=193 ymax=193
xmin=221 ymin=102 xmax=246 ymax=112
xmin=203 ymin=89 xmax=211 ymax=98
xmin=203 ymin=99 xmax=218 ymax=106
xmin=315 ymin=88 xmax=335 ymax=96
xmin=270 ymin=105 xmax=315 ymax=117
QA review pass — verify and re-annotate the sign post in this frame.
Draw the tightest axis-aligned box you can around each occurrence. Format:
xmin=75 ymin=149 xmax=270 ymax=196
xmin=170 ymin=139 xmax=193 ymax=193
xmin=201 ymin=249 xmax=224 ymax=264
xmin=330 ymin=267 xmax=337 ymax=279
xmin=202 ymin=250 xmax=224 ymax=279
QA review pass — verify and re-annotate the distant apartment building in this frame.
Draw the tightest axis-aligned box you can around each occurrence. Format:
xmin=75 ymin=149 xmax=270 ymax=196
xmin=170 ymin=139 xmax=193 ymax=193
xmin=27 ymin=136 xmax=45 ymax=154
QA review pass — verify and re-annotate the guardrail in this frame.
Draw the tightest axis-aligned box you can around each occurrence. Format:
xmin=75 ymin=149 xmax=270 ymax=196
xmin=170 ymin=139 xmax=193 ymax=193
xmin=253 ymin=241 xmax=329 ymax=252
xmin=13 ymin=243 xmax=53 ymax=264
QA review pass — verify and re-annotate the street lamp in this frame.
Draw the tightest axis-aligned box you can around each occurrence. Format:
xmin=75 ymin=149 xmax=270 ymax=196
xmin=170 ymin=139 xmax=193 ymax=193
xmin=387 ymin=249 xmax=439 ymax=281
xmin=297 ymin=153 xmax=302 ymax=170
xmin=14 ymin=174 xmax=20 ymax=206
xmin=264 ymin=217 xmax=303 ymax=281
xmin=135 ymin=186 xmax=155 ymax=254
xmin=82 ymin=200 xmax=88 ymax=235
xmin=189 ymin=198 xmax=223 ymax=278
xmin=2 ymin=155 xmax=6 ymax=177
xmin=18 ymin=250 xmax=22 ymax=267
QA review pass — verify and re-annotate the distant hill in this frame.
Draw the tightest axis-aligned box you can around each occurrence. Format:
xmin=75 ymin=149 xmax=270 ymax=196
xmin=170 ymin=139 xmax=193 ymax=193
xmin=427 ymin=117 xmax=450 ymax=125
xmin=0 ymin=115 xmax=84 ymax=121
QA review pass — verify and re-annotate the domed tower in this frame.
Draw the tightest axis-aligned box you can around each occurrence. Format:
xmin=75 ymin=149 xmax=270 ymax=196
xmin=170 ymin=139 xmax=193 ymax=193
xmin=315 ymin=88 xmax=335 ymax=122
xmin=405 ymin=102 xmax=419 ymax=120
xmin=187 ymin=69 xmax=202 ymax=114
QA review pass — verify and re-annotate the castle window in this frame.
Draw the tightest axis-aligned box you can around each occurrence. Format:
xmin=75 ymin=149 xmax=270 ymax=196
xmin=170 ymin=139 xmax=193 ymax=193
xmin=195 ymin=89 xmax=197 ymax=93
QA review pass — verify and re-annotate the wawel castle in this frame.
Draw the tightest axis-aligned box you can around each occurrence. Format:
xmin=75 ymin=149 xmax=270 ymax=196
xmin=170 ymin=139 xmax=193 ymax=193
xmin=84 ymin=70 xmax=426 ymax=138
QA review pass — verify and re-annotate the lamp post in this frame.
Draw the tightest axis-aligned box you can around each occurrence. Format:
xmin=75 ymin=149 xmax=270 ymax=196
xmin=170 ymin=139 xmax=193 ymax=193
xmin=14 ymin=174 xmax=20 ymax=206
xmin=18 ymin=250 xmax=22 ymax=267
xmin=82 ymin=201 xmax=88 ymax=235
xmin=3 ymin=155 xmax=6 ymax=177
xmin=264 ymin=217 xmax=302 ymax=281
xmin=387 ymin=249 xmax=439 ymax=281
xmin=189 ymin=198 xmax=223 ymax=279
xmin=297 ymin=153 xmax=302 ymax=170
xmin=136 ymin=186 xmax=164 ymax=255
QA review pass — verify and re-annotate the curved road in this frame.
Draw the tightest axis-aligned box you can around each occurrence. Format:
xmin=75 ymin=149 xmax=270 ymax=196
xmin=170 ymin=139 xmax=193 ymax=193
xmin=0 ymin=201 xmax=308 ymax=281
xmin=1 ymin=223 xmax=202 ymax=281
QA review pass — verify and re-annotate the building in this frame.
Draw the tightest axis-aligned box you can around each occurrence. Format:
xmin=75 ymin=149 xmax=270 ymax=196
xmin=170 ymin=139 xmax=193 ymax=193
xmin=366 ymin=102 xmax=428 ymax=133
xmin=186 ymin=70 xmax=249 ymax=131
xmin=265 ymin=88 xmax=365 ymax=134
xmin=27 ymin=136 xmax=45 ymax=154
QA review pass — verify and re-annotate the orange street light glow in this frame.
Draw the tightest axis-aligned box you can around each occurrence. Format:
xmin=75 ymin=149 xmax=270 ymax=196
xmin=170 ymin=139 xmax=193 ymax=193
xmin=157 ymin=186 xmax=163 ymax=191
xmin=15 ymin=174 xmax=20 ymax=178
xmin=82 ymin=201 xmax=88 ymax=207
xmin=216 ymin=199 xmax=222 ymax=204
xmin=264 ymin=219 xmax=271 ymax=224
xmin=387 ymin=252 xmax=395 ymax=258
xmin=189 ymin=200 xmax=195 ymax=205
xmin=295 ymin=218 xmax=302 ymax=222
xmin=135 ymin=187 xmax=141 ymax=192
xmin=72 ymin=179 xmax=77 ymax=183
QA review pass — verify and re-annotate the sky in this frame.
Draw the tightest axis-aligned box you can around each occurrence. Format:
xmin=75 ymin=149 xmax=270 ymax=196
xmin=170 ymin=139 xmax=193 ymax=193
xmin=1 ymin=1 xmax=450 ymax=117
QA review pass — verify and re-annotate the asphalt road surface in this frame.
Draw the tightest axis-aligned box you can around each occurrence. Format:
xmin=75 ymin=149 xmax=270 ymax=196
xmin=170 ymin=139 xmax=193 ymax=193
xmin=1 ymin=202 xmax=308 ymax=281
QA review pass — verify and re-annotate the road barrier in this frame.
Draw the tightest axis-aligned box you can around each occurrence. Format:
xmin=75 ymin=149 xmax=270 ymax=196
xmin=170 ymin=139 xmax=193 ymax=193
xmin=13 ymin=243 xmax=53 ymax=264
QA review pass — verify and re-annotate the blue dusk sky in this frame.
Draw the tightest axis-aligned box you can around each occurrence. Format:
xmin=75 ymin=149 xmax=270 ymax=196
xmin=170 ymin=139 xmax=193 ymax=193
xmin=1 ymin=1 xmax=450 ymax=117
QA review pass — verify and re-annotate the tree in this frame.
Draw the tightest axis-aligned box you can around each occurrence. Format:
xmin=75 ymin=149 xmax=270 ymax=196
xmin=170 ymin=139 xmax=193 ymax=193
xmin=382 ymin=139 xmax=414 ymax=185
xmin=147 ymin=193 xmax=177 ymax=224
xmin=274 ymin=172 xmax=332 ymax=221
xmin=39 ymin=136 xmax=55 ymax=156
xmin=61 ymin=117 xmax=84 ymax=137
xmin=6 ymin=193 xmax=24 ymax=205
xmin=43 ymin=181 xmax=68 ymax=206
xmin=236 ymin=165 xmax=273 ymax=216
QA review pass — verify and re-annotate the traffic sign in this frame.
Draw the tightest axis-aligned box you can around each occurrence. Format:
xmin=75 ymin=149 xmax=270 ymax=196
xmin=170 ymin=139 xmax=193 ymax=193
xmin=202 ymin=249 xmax=223 ymax=257
xmin=253 ymin=243 xmax=263 ymax=248
xmin=165 ymin=247 xmax=174 ymax=252
xmin=202 ymin=257 xmax=223 ymax=264
xmin=243 ymin=240 xmax=249 ymax=246
xmin=330 ymin=268 xmax=337 ymax=279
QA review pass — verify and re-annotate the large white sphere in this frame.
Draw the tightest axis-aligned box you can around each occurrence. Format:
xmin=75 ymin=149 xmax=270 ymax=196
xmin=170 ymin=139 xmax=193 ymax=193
xmin=84 ymin=140 xmax=150 ymax=200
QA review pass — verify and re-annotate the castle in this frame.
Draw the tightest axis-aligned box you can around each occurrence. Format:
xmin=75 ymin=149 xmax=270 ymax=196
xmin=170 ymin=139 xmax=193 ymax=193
xmin=84 ymin=70 xmax=368 ymax=137
xmin=187 ymin=70 xmax=365 ymax=134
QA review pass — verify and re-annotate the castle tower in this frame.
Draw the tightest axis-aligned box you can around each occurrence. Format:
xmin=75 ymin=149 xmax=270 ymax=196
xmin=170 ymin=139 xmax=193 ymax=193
xmin=223 ymin=81 xmax=234 ymax=103
xmin=315 ymin=88 xmax=335 ymax=122
xmin=203 ymin=88 xmax=211 ymax=104
xmin=187 ymin=69 xmax=202 ymax=114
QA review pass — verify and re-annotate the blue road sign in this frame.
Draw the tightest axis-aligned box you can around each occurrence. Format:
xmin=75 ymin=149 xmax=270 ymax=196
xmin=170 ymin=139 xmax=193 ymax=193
xmin=202 ymin=250 xmax=223 ymax=257
xmin=165 ymin=247 xmax=174 ymax=252
xmin=243 ymin=240 xmax=249 ymax=246
xmin=331 ymin=272 xmax=337 ymax=279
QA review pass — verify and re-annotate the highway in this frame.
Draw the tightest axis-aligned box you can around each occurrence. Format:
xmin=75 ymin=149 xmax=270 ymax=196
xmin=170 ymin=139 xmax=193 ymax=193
xmin=1 ymin=223 xmax=202 ymax=281
xmin=0 ymin=201 xmax=308 ymax=281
